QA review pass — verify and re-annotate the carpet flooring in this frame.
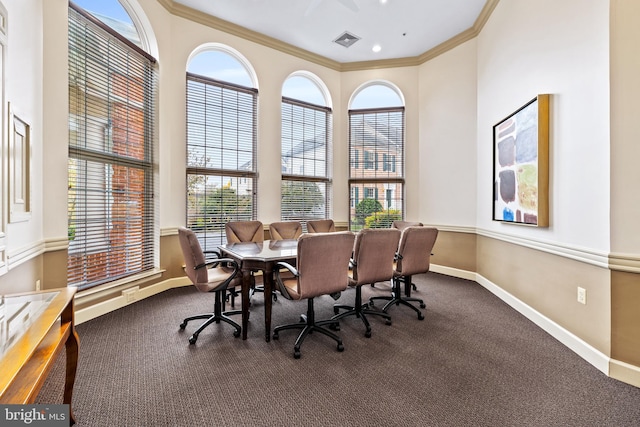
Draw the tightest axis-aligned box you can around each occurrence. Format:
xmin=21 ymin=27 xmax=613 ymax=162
xmin=37 ymin=272 xmax=640 ymax=426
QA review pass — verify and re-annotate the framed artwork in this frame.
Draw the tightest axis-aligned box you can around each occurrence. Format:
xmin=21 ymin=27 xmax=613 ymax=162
xmin=8 ymin=103 xmax=32 ymax=223
xmin=493 ymin=94 xmax=549 ymax=227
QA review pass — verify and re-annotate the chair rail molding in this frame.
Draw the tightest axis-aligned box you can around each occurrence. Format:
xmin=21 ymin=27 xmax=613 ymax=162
xmin=477 ymin=228 xmax=610 ymax=270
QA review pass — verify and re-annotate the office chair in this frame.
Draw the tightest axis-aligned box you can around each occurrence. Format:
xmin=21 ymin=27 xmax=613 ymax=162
xmin=369 ymin=226 xmax=438 ymax=320
xmin=269 ymin=221 xmax=303 ymax=240
xmin=331 ymin=228 xmax=400 ymax=338
xmin=388 ymin=220 xmax=424 ymax=291
xmin=306 ymin=219 xmax=336 ymax=233
xmin=272 ymin=231 xmax=355 ymax=359
xmin=267 ymin=221 xmax=304 ymax=291
xmin=225 ymin=220 xmax=273 ymax=302
xmin=391 ymin=220 xmax=423 ymax=231
xmin=177 ymin=227 xmax=242 ymax=344
xmin=225 ymin=220 xmax=264 ymax=243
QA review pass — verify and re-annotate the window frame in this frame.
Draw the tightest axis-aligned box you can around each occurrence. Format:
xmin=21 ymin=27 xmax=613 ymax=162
xmin=280 ymin=95 xmax=332 ymax=226
xmin=185 ymin=71 xmax=258 ymax=249
xmin=348 ymin=106 xmax=405 ymax=230
xmin=67 ymin=3 xmax=157 ymax=290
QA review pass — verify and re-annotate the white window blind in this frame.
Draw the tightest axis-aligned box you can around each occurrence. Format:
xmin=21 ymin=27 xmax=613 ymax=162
xmin=186 ymin=73 xmax=257 ymax=250
xmin=281 ymin=97 xmax=331 ymax=226
xmin=68 ymin=4 xmax=157 ymax=289
xmin=349 ymin=107 xmax=404 ymax=230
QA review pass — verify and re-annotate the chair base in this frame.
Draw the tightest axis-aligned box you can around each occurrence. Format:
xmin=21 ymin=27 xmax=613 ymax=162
xmin=369 ymin=275 xmax=426 ymax=320
xmin=332 ymin=286 xmax=392 ymax=338
xmin=272 ymin=298 xmax=344 ymax=359
xmin=180 ymin=290 xmax=242 ymax=344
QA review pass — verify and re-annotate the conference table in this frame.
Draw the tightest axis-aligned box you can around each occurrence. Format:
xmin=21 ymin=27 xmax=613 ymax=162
xmin=218 ymin=239 xmax=297 ymax=341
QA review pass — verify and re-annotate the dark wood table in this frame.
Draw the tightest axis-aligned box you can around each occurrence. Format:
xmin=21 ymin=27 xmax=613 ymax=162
xmin=0 ymin=287 xmax=79 ymax=425
xmin=218 ymin=239 xmax=297 ymax=341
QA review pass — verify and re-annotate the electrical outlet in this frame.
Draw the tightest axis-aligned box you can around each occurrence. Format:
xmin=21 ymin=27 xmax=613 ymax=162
xmin=577 ymin=287 xmax=587 ymax=305
xmin=35 ymin=280 xmax=41 ymax=291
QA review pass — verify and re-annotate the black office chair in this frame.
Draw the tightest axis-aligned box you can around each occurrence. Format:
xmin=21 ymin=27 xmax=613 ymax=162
xmin=178 ymin=227 xmax=242 ymax=344
xmin=370 ymin=226 xmax=438 ymax=320
xmin=272 ymin=231 xmax=355 ymax=358
xmin=331 ymin=228 xmax=400 ymax=337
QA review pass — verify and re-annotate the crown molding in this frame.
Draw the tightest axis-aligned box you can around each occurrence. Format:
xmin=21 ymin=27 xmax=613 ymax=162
xmin=159 ymin=0 xmax=342 ymax=70
xmin=156 ymin=0 xmax=500 ymax=72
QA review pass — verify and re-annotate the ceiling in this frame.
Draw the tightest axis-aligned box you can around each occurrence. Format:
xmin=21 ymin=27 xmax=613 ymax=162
xmin=172 ymin=0 xmax=490 ymax=64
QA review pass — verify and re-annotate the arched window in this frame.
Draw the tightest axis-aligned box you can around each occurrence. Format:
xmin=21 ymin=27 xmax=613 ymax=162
xmin=186 ymin=47 xmax=258 ymax=249
xmin=281 ymin=73 xmax=332 ymax=227
xmin=67 ymin=1 xmax=157 ymax=289
xmin=348 ymin=82 xmax=405 ymax=230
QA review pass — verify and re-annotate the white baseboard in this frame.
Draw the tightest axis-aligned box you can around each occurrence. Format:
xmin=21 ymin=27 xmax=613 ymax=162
xmin=75 ymin=277 xmax=191 ymax=325
xmin=475 ymin=274 xmax=610 ymax=375
xmin=431 ymin=264 xmax=611 ymax=376
xmin=609 ymin=359 xmax=640 ymax=388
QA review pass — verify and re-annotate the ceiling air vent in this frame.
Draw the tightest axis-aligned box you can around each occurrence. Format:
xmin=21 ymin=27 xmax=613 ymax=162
xmin=333 ymin=31 xmax=360 ymax=48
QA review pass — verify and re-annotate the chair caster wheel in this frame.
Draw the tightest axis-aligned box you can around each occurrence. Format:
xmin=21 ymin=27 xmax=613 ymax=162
xmin=273 ymin=332 xmax=279 ymax=340
xmin=294 ymin=350 xmax=301 ymax=359
xmin=365 ymin=330 xmax=372 ymax=338
xmin=418 ymin=313 xmax=424 ymax=321
xmin=333 ymin=307 xmax=340 ymax=315
xmin=329 ymin=322 xmax=340 ymax=331
xmin=420 ymin=303 xmax=426 ymax=308
xmin=179 ymin=322 xmax=187 ymax=330
xmin=233 ymin=329 xmax=240 ymax=338
xmin=188 ymin=334 xmax=198 ymax=345
xmin=273 ymin=294 xmax=278 ymax=302
xmin=337 ymin=343 xmax=344 ymax=352
xmin=385 ymin=319 xmax=392 ymax=326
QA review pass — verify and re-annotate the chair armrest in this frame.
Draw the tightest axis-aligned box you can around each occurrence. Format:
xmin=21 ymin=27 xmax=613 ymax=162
xmin=274 ymin=261 xmax=298 ymax=300
xmin=194 ymin=258 xmax=238 ymax=271
xmin=203 ymin=249 xmax=222 ymax=258
xmin=275 ymin=261 xmax=298 ymax=276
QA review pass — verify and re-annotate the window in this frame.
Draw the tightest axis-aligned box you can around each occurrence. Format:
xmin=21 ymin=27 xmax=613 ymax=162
xmin=349 ymin=84 xmax=404 ymax=230
xmin=281 ymin=74 xmax=331 ymax=226
xmin=186 ymin=50 xmax=257 ymax=250
xmin=68 ymin=2 xmax=157 ymax=289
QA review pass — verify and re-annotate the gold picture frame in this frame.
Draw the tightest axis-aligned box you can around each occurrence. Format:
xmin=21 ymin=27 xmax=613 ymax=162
xmin=8 ymin=103 xmax=31 ymax=223
xmin=493 ymin=94 xmax=549 ymax=227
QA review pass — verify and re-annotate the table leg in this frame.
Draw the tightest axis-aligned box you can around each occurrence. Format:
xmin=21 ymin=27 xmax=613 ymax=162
xmin=64 ymin=329 xmax=79 ymax=425
xmin=263 ymin=264 xmax=273 ymax=342
xmin=62 ymin=299 xmax=79 ymax=426
xmin=241 ymin=269 xmax=251 ymax=340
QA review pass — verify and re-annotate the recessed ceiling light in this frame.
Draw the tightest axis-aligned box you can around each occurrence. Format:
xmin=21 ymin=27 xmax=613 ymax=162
xmin=380 ymin=0 xmax=388 ymax=4
xmin=372 ymin=44 xmax=382 ymax=53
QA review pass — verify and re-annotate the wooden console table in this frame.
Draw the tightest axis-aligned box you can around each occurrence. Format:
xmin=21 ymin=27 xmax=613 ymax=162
xmin=0 ymin=287 xmax=79 ymax=425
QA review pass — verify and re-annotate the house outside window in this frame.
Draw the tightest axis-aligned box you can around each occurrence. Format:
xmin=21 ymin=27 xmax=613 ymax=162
xmin=349 ymin=84 xmax=405 ymax=230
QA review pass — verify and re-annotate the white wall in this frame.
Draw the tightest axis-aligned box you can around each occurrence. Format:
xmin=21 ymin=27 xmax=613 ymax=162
xmin=477 ymin=0 xmax=610 ymax=253
xmin=417 ymin=38 xmax=478 ymax=227
xmin=4 ymin=0 xmax=44 ymax=264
